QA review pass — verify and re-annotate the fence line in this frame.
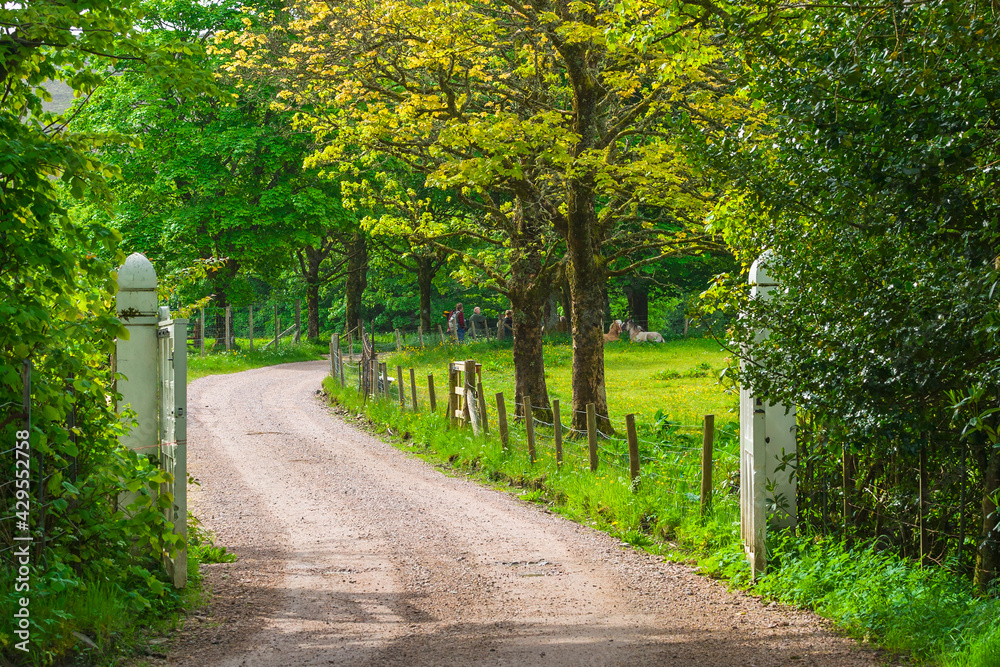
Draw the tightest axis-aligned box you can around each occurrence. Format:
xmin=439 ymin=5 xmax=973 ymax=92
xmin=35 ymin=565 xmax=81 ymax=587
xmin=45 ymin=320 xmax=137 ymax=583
xmin=325 ymin=347 xmax=737 ymax=513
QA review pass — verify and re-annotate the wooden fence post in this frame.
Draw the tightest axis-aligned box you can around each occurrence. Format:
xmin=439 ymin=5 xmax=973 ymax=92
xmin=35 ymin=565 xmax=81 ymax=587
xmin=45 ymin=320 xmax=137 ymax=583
xmin=524 ymin=395 xmax=536 ymax=463
xmin=225 ymin=305 xmax=231 ymax=351
xmin=477 ymin=381 xmax=489 ymax=435
xmin=397 ymin=365 xmax=405 ymax=407
xmin=410 ymin=368 xmax=418 ymax=411
xmin=438 ymin=324 xmax=447 ymax=345
xmin=701 ymin=414 xmax=715 ymax=515
xmin=428 ymin=373 xmax=437 ymax=413
xmin=339 ymin=351 xmax=345 ymax=387
xmin=294 ymin=299 xmax=301 ymax=343
xmin=552 ymin=399 xmax=563 ymax=466
xmin=249 ymin=306 xmax=254 ymax=351
xmin=587 ymin=403 xmax=599 ymax=472
xmin=496 ymin=392 xmax=509 ymax=450
xmin=395 ymin=328 xmax=402 ymax=351
xmin=626 ymin=413 xmax=640 ymax=488
xmin=347 ymin=331 xmax=353 ymax=359
xmin=357 ymin=361 xmax=362 ymax=393
xmin=465 ymin=359 xmax=480 ymax=436
xmin=200 ymin=307 xmax=205 ymax=356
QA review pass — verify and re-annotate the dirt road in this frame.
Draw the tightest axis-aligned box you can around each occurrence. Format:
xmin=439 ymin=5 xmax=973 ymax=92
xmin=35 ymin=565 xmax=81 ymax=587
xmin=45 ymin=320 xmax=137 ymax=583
xmin=162 ymin=360 xmax=878 ymax=666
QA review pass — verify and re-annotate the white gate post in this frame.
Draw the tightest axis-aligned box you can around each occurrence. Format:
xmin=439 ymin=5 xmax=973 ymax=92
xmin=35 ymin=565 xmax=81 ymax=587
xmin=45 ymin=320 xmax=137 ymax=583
xmin=741 ymin=253 xmax=797 ymax=577
xmin=116 ymin=253 xmax=159 ymax=452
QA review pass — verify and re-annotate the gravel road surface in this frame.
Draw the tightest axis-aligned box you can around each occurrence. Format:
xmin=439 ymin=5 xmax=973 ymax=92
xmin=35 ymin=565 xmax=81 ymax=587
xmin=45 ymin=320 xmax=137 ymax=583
xmin=158 ymin=360 xmax=880 ymax=666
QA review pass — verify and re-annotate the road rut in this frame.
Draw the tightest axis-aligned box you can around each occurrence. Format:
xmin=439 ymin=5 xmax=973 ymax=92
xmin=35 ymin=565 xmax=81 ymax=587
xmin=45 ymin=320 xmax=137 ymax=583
xmin=160 ymin=360 xmax=879 ymax=666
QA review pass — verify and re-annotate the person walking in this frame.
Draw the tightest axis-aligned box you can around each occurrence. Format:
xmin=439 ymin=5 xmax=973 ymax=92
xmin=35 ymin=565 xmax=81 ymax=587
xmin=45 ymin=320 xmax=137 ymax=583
xmin=454 ymin=303 xmax=466 ymax=343
xmin=501 ymin=309 xmax=513 ymax=338
xmin=469 ymin=306 xmax=488 ymax=339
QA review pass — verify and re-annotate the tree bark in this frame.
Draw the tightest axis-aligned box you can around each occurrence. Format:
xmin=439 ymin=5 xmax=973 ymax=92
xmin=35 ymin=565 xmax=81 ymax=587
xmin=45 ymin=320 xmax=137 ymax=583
xmin=507 ymin=199 xmax=552 ymax=421
xmin=303 ymin=245 xmax=323 ymax=340
xmin=543 ymin=288 xmax=560 ymax=336
xmin=559 ymin=277 xmax=573 ymax=324
xmin=567 ymin=251 xmax=611 ymax=433
xmin=624 ymin=279 xmax=649 ymax=329
xmin=344 ymin=232 xmax=368 ymax=332
xmin=510 ymin=291 xmax=550 ymax=422
xmin=416 ymin=255 xmax=435 ymax=332
xmin=975 ymin=435 xmax=1000 ymax=592
xmin=559 ymin=42 xmax=613 ymax=433
xmin=209 ymin=259 xmax=240 ymax=349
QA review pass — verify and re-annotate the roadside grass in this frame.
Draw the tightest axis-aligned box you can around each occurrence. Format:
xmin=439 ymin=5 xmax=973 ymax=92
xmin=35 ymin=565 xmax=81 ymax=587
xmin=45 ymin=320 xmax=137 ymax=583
xmin=187 ymin=339 xmax=322 ymax=382
xmin=327 ymin=338 xmax=1000 ymax=667
xmin=700 ymin=536 xmax=1000 ymax=666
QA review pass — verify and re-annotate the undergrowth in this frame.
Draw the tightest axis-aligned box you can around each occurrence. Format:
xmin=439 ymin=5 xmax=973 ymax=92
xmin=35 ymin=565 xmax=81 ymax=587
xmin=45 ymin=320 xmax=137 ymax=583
xmin=0 ymin=512 xmax=220 ymax=666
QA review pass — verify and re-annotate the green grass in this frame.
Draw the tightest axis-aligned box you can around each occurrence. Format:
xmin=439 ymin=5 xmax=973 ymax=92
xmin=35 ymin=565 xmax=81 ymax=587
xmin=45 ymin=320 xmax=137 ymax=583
xmin=698 ymin=535 xmax=1000 ymax=667
xmin=380 ymin=335 xmax=738 ymax=428
xmin=187 ymin=340 xmax=323 ymax=382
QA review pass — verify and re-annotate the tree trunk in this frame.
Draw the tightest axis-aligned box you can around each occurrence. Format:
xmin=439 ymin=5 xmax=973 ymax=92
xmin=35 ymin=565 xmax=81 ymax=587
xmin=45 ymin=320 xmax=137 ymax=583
xmin=559 ymin=277 xmax=572 ymax=324
xmin=209 ymin=259 xmax=239 ymax=350
xmin=345 ymin=232 xmax=368 ymax=332
xmin=304 ymin=246 xmax=322 ymax=340
xmin=567 ymin=257 xmax=611 ymax=433
xmin=510 ymin=291 xmax=550 ymax=422
xmin=542 ymin=288 xmax=560 ymax=335
xmin=564 ymin=170 xmax=611 ymax=431
xmin=417 ymin=255 xmax=435 ymax=332
xmin=305 ymin=283 xmax=320 ymax=340
xmin=507 ymin=200 xmax=551 ymax=422
xmin=975 ymin=436 xmax=1000 ymax=592
xmin=624 ymin=279 xmax=649 ymax=329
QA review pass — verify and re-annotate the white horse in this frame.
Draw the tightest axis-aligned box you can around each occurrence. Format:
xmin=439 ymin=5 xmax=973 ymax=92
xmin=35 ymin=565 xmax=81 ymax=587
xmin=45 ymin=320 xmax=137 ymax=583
xmin=622 ymin=319 xmax=664 ymax=343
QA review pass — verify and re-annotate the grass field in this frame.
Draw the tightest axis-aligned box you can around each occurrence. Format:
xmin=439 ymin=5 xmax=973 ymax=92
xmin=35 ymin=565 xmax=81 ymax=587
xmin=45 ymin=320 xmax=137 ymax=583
xmin=377 ymin=335 xmax=738 ymax=431
xmin=187 ymin=339 xmax=324 ymax=382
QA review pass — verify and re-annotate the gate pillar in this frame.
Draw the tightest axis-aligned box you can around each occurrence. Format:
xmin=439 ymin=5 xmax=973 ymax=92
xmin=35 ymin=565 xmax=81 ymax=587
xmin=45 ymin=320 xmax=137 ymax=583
xmin=116 ymin=253 xmax=159 ymax=452
xmin=741 ymin=253 xmax=797 ymax=577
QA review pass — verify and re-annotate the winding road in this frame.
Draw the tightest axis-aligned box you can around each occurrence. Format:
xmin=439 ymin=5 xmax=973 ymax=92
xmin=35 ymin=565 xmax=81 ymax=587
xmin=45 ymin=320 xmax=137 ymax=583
xmin=154 ymin=360 xmax=880 ymax=666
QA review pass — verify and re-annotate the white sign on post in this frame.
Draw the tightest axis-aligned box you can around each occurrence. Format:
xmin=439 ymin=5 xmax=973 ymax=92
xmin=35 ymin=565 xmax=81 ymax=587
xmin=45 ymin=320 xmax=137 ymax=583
xmin=740 ymin=253 xmax=797 ymax=577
